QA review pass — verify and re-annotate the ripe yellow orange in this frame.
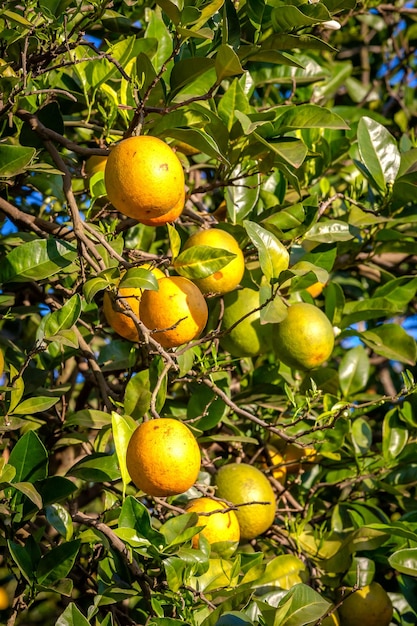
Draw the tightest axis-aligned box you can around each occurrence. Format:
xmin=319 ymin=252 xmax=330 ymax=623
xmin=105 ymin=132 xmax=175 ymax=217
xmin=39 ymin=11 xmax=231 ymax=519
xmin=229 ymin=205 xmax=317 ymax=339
xmin=270 ymin=436 xmax=318 ymax=474
xmin=215 ymin=463 xmax=276 ymax=540
xmin=138 ymin=195 xmax=184 ymax=226
xmin=273 ymin=302 xmax=334 ymax=370
xmin=220 ymin=287 xmax=271 ymax=358
xmin=0 ymin=587 xmax=8 ymax=610
xmin=126 ymin=418 xmax=201 ymax=496
xmin=338 ymin=582 xmax=393 ymax=626
xmin=0 ymin=349 xmax=4 ymax=379
xmin=139 ymin=276 xmax=208 ymax=348
xmin=103 ymin=266 xmax=165 ymax=342
xmin=306 ymin=281 xmax=326 ymax=298
xmin=85 ymin=155 xmax=107 ymax=177
xmin=182 ymin=228 xmax=245 ymax=294
xmin=104 ymin=135 xmax=185 ymax=222
xmin=186 ymin=497 xmax=240 ymax=548
xmin=260 ymin=445 xmax=286 ymax=484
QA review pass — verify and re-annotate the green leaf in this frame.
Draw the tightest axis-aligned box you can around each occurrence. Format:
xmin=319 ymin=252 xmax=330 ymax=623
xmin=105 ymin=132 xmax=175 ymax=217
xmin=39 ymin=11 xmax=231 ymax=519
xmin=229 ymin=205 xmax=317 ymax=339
xmin=383 ymin=409 xmax=408 ymax=461
xmin=303 ymin=220 xmax=353 ymax=244
xmin=340 ymin=298 xmax=404 ymax=328
xmin=124 ymin=371 xmax=152 ymax=419
xmin=338 ymin=345 xmax=370 ymax=397
xmin=156 ymin=0 xmax=181 ymax=24
xmin=68 ymin=453 xmax=120 ymax=482
xmin=111 ymin=412 xmax=136 ymax=497
xmin=360 ymin=324 xmax=417 ymax=365
xmin=351 ymin=417 xmax=372 ymax=456
xmin=8 ymin=430 xmax=48 ymax=483
xmin=273 ymin=583 xmax=331 ymax=626
xmin=119 ymin=267 xmax=160 ymax=291
xmin=357 ymin=116 xmax=401 ymax=192
xmin=173 ymin=246 xmax=236 ymax=280
xmin=12 ymin=481 xmax=43 ymax=508
xmin=244 ymin=220 xmax=289 ymax=281
xmin=274 ymin=104 xmax=349 ymax=134
xmin=271 ymin=3 xmax=332 ymax=33
xmin=56 ymin=602 xmax=90 ymax=626
xmin=37 ymin=540 xmax=81 ymax=586
xmin=215 ymin=44 xmax=245 ymax=81
xmin=0 ymin=144 xmax=36 ymax=177
xmin=8 ymin=539 xmax=36 ymax=583
xmin=389 ymin=548 xmax=417 ymax=577
xmin=46 ymin=503 xmax=74 ymax=541
xmin=83 ymin=277 xmax=110 ymax=303
xmin=167 ymin=223 xmax=182 ymax=260
xmin=43 ymin=294 xmax=82 ymax=340
xmin=10 ymin=395 xmax=59 ymax=415
xmin=225 ymin=166 xmax=260 ymax=223
xmin=119 ymin=495 xmax=164 ymax=545
xmin=7 ymin=363 xmax=25 ymax=414
xmin=0 ymin=239 xmax=78 ymax=284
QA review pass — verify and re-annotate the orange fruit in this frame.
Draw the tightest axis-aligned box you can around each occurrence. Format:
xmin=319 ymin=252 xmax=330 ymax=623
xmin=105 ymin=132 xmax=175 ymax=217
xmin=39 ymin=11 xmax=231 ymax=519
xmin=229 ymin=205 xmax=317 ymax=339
xmin=338 ymin=582 xmax=393 ymax=626
xmin=260 ymin=445 xmax=286 ymax=483
xmin=273 ymin=302 xmax=334 ymax=370
xmin=186 ymin=497 xmax=240 ymax=548
xmin=104 ymin=135 xmax=185 ymax=222
xmin=103 ymin=266 xmax=165 ymax=342
xmin=0 ymin=349 xmax=4 ymax=379
xmin=85 ymin=155 xmax=107 ymax=177
xmin=138 ymin=194 xmax=184 ymax=226
xmin=139 ymin=276 xmax=208 ymax=348
xmin=0 ymin=587 xmax=8 ymax=610
xmin=182 ymin=228 xmax=245 ymax=294
xmin=126 ymin=418 xmax=201 ymax=496
xmin=219 ymin=287 xmax=271 ymax=358
xmin=306 ymin=281 xmax=326 ymax=298
xmin=215 ymin=463 xmax=276 ymax=540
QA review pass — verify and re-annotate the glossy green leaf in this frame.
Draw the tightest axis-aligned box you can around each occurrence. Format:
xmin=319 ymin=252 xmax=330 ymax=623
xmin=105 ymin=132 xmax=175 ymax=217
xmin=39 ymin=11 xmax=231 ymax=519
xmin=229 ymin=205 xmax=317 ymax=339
xmin=8 ymin=430 xmax=48 ymax=483
xmin=218 ymin=79 xmax=250 ymax=132
xmin=0 ymin=239 xmax=78 ymax=283
xmin=173 ymin=245 xmax=236 ymax=279
xmin=341 ymin=298 xmax=405 ymax=328
xmin=83 ymin=277 xmax=110 ymax=303
xmin=119 ymin=495 xmax=164 ymax=545
xmin=274 ymin=583 xmax=331 ymax=626
xmin=244 ymin=220 xmax=289 ymax=281
xmin=8 ymin=539 xmax=36 ymax=583
xmin=357 ymin=116 xmax=401 ymax=192
xmin=7 ymin=363 xmax=25 ymax=414
xmin=46 ymin=503 xmax=74 ymax=541
xmin=43 ymin=294 xmax=82 ymax=339
xmin=111 ymin=412 xmax=136 ymax=497
xmin=119 ymin=267 xmax=160 ymax=291
xmin=37 ymin=540 xmax=81 ymax=586
xmin=215 ymin=44 xmax=245 ymax=81
xmin=360 ymin=324 xmax=417 ymax=365
xmin=274 ymin=104 xmax=349 ymax=134
xmin=56 ymin=602 xmax=90 ymax=626
xmin=156 ymin=0 xmax=181 ymax=24
xmin=338 ymin=345 xmax=370 ymax=397
xmin=10 ymin=395 xmax=59 ymax=415
xmin=271 ymin=3 xmax=331 ymax=33
xmin=68 ymin=453 xmax=120 ymax=482
xmin=389 ymin=548 xmax=417 ymax=577
xmin=225 ymin=164 xmax=260 ymax=223
xmin=351 ymin=417 xmax=372 ymax=456
xmin=303 ymin=220 xmax=353 ymax=244
xmin=383 ymin=409 xmax=408 ymax=461
xmin=0 ymin=144 xmax=36 ymax=177
xmin=124 ymin=371 xmax=152 ymax=419
xmin=12 ymin=481 xmax=43 ymax=508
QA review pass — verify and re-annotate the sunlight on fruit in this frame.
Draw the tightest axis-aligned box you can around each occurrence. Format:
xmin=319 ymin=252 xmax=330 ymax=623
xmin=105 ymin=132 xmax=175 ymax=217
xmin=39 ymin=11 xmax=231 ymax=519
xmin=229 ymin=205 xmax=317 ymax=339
xmin=126 ymin=418 xmax=201 ymax=497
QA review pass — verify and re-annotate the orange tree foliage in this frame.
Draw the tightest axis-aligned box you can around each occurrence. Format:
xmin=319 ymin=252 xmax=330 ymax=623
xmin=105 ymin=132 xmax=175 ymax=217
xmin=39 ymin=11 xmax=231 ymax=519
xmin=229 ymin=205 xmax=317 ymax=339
xmin=0 ymin=1 xmax=417 ymax=625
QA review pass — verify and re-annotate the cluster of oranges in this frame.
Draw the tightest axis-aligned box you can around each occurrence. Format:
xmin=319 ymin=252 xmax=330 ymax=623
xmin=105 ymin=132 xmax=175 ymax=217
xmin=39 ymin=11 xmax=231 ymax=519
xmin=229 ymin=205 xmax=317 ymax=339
xmin=89 ymin=135 xmax=392 ymax=626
